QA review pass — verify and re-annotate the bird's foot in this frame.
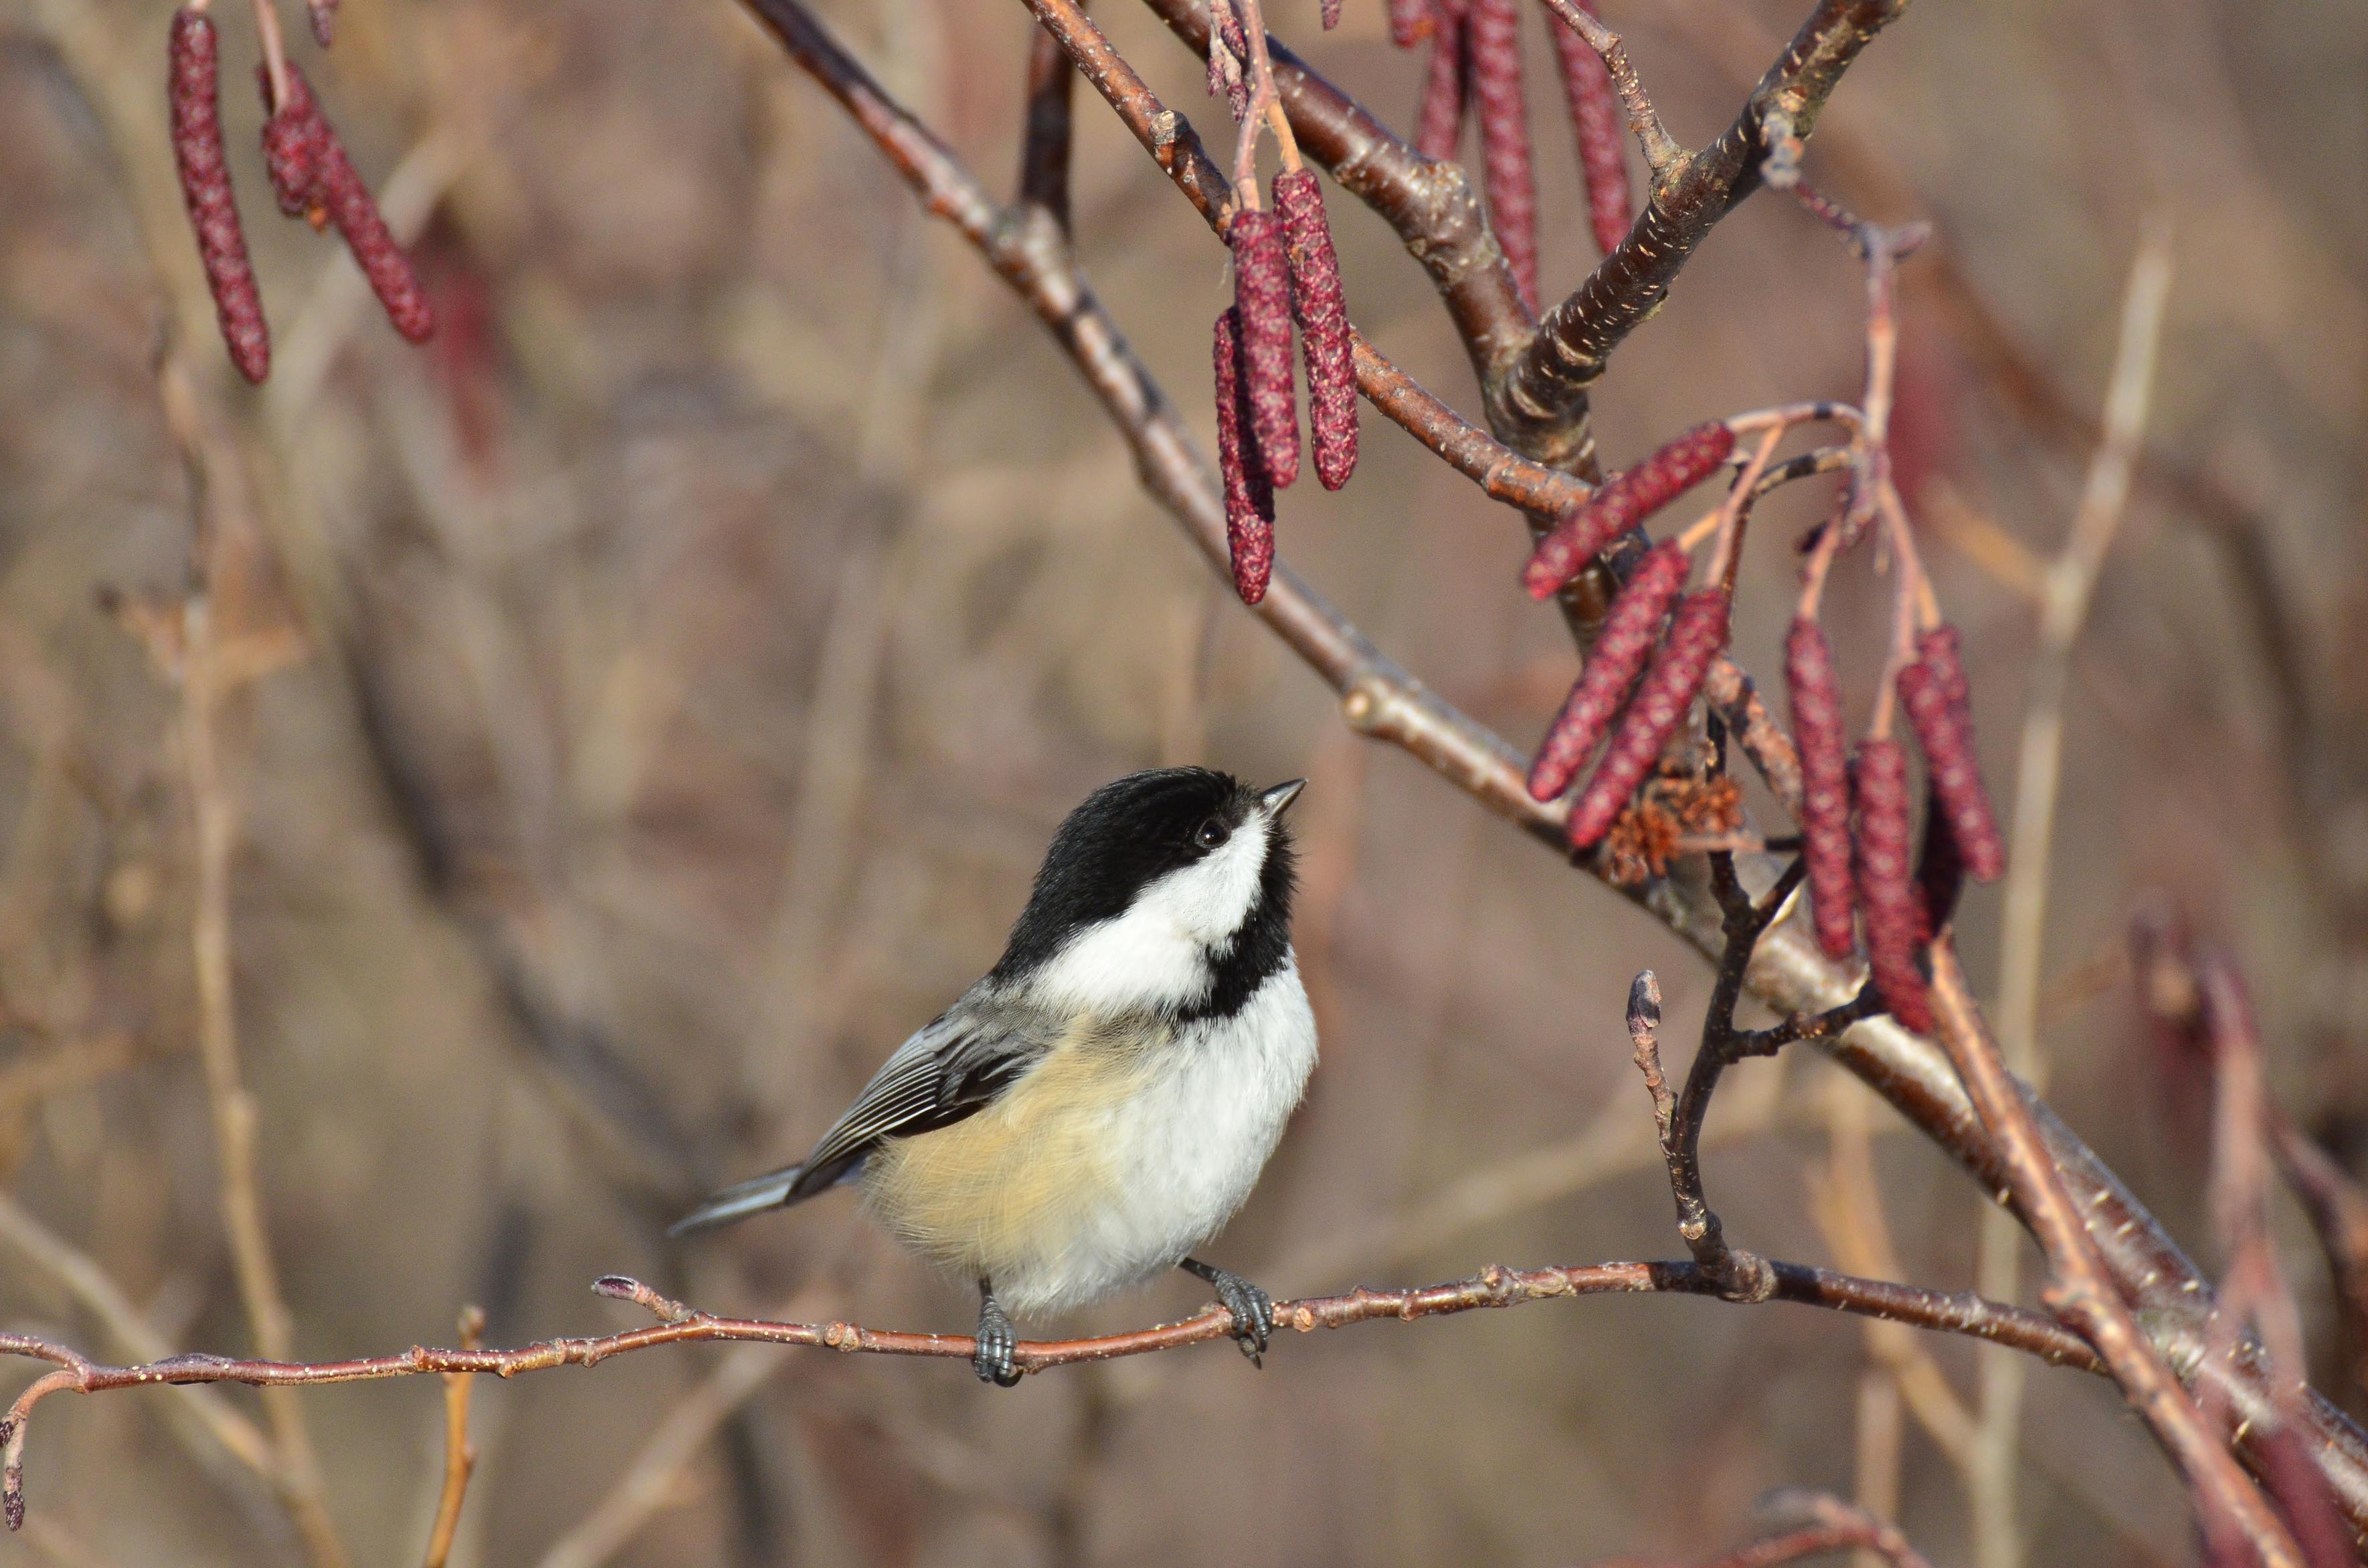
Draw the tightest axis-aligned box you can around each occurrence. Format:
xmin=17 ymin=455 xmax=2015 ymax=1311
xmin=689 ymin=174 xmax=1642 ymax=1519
xmin=1181 ymin=1258 xmax=1272 ymax=1367
xmin=973 ymin=1285 xmax=1022 ymax=1387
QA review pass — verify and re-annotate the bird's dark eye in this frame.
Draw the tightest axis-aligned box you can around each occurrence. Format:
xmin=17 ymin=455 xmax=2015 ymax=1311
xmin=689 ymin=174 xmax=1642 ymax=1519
xmin=1193 ymin=817 xmax=1230 ymax=852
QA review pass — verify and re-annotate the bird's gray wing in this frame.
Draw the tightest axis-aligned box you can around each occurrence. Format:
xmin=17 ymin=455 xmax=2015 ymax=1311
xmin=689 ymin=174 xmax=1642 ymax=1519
xmin=670 ymin=997 xmax=1054 ymax=1237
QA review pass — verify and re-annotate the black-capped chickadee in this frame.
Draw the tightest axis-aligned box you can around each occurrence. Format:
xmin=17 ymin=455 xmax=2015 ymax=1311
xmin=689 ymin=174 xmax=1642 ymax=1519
xmin=673 ymin=767 xmax=1315 ymax=1386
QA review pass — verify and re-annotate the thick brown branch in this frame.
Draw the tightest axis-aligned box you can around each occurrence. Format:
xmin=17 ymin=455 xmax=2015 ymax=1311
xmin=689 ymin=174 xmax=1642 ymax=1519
xmin=1497 ymin=0 xmax=1910 ymax=464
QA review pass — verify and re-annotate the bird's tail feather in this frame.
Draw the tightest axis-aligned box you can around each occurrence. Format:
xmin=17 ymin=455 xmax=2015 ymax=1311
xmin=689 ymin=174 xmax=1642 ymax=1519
xmin=668 ymin=1164 xmax=806 ymax=1237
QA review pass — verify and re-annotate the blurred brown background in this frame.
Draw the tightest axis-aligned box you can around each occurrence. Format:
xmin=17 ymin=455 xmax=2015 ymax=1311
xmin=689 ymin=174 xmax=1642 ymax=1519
xmin=0 ymin=0 xmax=2362 ymax=1563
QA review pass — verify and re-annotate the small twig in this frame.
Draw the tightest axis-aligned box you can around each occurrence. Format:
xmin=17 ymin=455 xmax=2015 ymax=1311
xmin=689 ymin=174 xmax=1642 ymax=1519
xmin=420 ymin=1308 xmax=484 ymax=1568
xmin=1592 ymin=1490 xmax=1937 ymax=1568
xmin=250 ymin=0 xmax=291 ymax=114
xmin=0 ymin=1252 xmax=2107 ymax=1530
xmin=1926 ymin=943 xmax=2305 ymax=1568
xmin=1535 ymin=0 xmax=1683 ymax=176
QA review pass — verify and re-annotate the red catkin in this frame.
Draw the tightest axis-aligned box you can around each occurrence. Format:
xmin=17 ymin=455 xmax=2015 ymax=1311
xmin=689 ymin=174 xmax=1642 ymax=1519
xmin=1897 ymin=626 xmax=2004 ymax=882
xmin=1851 ymin=739 xmax=1932 ymax=1033
xmin=1273 ymin=169 xmax=1357 ymax=492
xmin=1524 ymin=421 xmax=1735 ymax=598
xmin=1213 ymin=308 xmax=1275 ymax=604
xmin=1785 ymin=616 xmax=1857 ymax=960
xmin=1230 ymin=207 xmax=1299 ymax=491
xmin=1321 ymin=0 xmax=1343 ymax=27
xmin=1414 ymin=0 xmax=1467 ymax=161
xmin=1567 ymin=589 xmax=1729 ymax=850
xmin=1542 ymin=0 xmax=1631 ymax=258
xmin=1389 ymin=0 xmax=1435 ymax=47
xmin=1463 ymin=0 xmax=1538 ymax=311
xmin=273 ymin=64 xmax=435 ymax=343
xmin=168 ymin=8 xmax=270 ymax=383
xmin=308 ymin=0 xmax=339 ymax=47
xmin=260 ymin=66 xmax=326 ymax=222
xmin=1528 ymin=541 xmax=1689 ymax=801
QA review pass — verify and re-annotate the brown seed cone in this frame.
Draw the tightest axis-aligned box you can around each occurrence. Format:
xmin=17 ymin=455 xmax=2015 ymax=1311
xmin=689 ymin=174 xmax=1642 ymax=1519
xmin=1567 ymin=589 xmax=1728 ymax=850
xmin=1851 ymin=738 xmax=1932 ymax=1034
xmin=1913 ymin=778 xmax=1965 ymax=945
xmin=1414 ymin=0 xmax=1468 ymax=160
xmin=1541 ymin=0 xmax=1631 ymax=258
xmin=1785 ymin=616 xmax=1857 ymax=960
xmin=1524 ymin=421 xmax=1735 ymax=597
xmin=1229 ymin=207 xmax=1299 ymax=490
xmin=1214 ymin=307 xmax=1276 ymax=604
xmin=1898 ymin=628 xmax=2004 ymax=882
xmin=1528 ymin=541 xmax=1688 ymax=801
xmin=1463 ymin=0 xmax=1537 ymax=310
xmin=1389 ymin=0 xmax=1435 ymax=46
xmin=169 ymin=9 xmax=270 ymax=383
xmin=1273 ymin=170 xmax=1358 ymax=492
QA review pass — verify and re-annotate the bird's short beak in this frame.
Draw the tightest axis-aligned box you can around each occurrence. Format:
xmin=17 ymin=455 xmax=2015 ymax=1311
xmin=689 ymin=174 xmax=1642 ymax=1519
xmin=1259 ymin=779 xmax=1307 ymax=818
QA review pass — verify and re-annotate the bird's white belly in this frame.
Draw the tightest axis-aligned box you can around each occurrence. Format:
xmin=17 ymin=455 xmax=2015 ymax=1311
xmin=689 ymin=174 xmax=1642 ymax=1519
xmin=861 ymin=962 xmax=1317 ymax=1319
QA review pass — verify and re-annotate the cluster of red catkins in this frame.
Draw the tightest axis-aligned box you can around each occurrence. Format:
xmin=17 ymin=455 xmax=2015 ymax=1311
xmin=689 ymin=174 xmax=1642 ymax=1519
xmin=1520 ymin=423 xmax=2007 ymax=1035
xmin=1212 ymin=169 xmax=1357 ymax=605
xmin=1393 ymin=0 xmax=1632 ymax=307
xmin=168 ymin=4 xmax=432 ymax=384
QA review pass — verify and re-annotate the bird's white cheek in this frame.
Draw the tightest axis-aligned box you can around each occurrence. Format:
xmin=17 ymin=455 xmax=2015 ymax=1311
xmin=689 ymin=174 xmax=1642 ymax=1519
xmin=1028 ymin=821 xmax=1269 ymax=1013
xmin=1140 ymin=819 xmax=1269 ymax=945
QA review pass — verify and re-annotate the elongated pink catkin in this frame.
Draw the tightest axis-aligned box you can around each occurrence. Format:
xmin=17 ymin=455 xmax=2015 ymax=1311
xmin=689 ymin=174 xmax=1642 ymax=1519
xmin=1230 ymin=207 xmax=1299 ymax=490
xmin=1414 ymin=0 xmax=1467 ymax=161
xmin=1898 ymin=626 xmax=2004 ymax=882
xmin=1273 ymin=169 xmax=1357 ymax=492
xmin=1528 ymin=541 xmax=1689 ymax=801
xmin=260 ymin=66 xmax=325 ymax=221
xmin=1389 ymin=0 xmax=1434 ymax=46
xmin=169 ymin=9 xmax=270 ymax=383
xmin=1213 ymin=308 xmax=1275 ymax=604
xmin=1541 ymin=0 xmax=1631 ymax=258
xmin=1785 ymin=616 xmax=1856 ymax=959
xmin=1463 ymin=0 xmax=1537 ymax=311
xmin=1321 ymin=0 xmax=1342 ymax=26
xmin=1852 ymin=739 xmax=1931 ymax=1033
xmin=1568 ymin=589 xmax=1728 ymax=850
xmin=1524 ymin=421 xmax=1735 ymax=597
xmin=268 ymin=64 xmax=434 ymax=343
xmin=308 ymin=0 xmax=338 ymax=46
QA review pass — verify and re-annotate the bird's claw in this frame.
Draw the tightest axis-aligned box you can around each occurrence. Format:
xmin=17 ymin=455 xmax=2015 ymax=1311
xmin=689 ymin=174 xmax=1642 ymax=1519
xmin=1198 ymin=1264 xmax=1273 ymax=1367
xmin=973 ymin=1295 xmax=1022 ymax=1387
